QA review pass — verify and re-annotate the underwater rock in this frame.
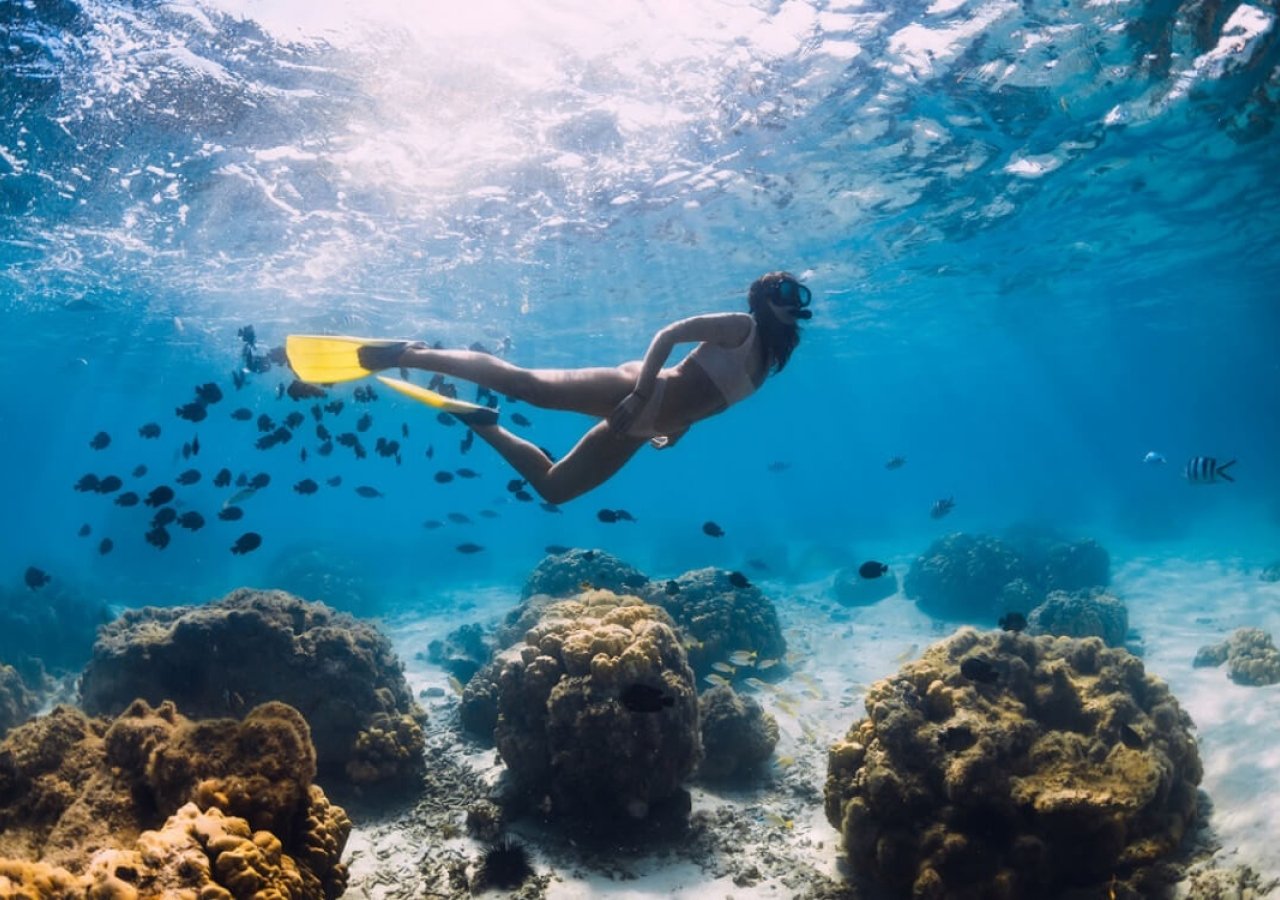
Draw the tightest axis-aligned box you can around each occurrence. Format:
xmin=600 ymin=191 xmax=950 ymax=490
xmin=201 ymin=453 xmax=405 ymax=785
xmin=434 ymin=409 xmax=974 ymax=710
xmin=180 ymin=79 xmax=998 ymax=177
xmin=824 ymin=629 xmax=1202 ymax=898
xmin=1027 ymin=588 xmax=1130 ymax=648
xmin=427 ymin=622 xmax=493 ymax=683
xmin=833 ymin=564 xmax=899 ymax=607
xmin=520 ymin=547 xmax=649 ymax=600
xmin=641 ymin=567 xmax=787 ymax=681
xmin=1193 ymin=628 xmax=1280 ymax=686
xmin=490 ymin=589 xmax=700 ymax=822
xmin=904 ymin=532 xmax=1034 ymax=621
xmin=0 ymin=581 xmax=112 ymax=684
xmin=0 ymin=699 xmax=350 ymax=897
xmin=0 ymin=664 xmax=39 ymax=739
xmin=1039 ymin=537 xmax=1111 ymax=594
xmin=696 ymin=684 xmax=778 ymax=781
xmin=78 ymin=587 xmax=425 ymax=786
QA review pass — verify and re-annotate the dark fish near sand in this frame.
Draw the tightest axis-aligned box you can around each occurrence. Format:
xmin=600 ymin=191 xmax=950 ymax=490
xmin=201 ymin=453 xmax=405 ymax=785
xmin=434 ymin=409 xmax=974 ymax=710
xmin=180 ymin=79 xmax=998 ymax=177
xmin=998 ymin=612 xmax=1027 ymax=633
xmin=727 ymin=571 xmax=750 ymax=589
xmin=89 ymin=431 xmax=111 ymax=450
xmin=456 ymin=542 xmax=484 ymax=554
xmin=294 ymin=479 xmax=319 ymax=495
xmin=355 ymin=486 xmax=383 ymax=498
xmin=960 ymin=656 xmax=999 ymax=684
xmin=24 ymin=566 xmax=51 ymax=590
xmin=859 ymin=561 xmax=889 ymax=579
xmin=930 ymin=497 xmax=955 ymax=519
xmin=702 ymin=521 xmax=725 ymax=538
xmin=665 ymin=580 xmax=680 ymax=595
xmin=231 ymin=532 xmax=262 ymax=555
xmin=620 ymin=684 xmax=674 ymax=714
xmin=1183 ymin=456 xmax=1236 ymax=484
xmin=138 ymin=423 xmax=161 ymax=439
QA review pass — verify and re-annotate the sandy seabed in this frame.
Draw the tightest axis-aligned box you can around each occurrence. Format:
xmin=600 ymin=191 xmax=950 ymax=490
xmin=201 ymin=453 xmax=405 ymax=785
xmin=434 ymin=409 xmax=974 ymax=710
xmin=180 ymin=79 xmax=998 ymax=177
xmin=340 ymin=557 xmax=1280 ymax=899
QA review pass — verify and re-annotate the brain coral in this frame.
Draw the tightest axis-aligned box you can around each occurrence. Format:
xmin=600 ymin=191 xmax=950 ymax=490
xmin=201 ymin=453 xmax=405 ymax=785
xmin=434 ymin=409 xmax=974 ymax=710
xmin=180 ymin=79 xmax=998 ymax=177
xmin=1193 ymin=628 xmax=1280 ymax=686
xmin=0 ymin=699 xmax=349 ymax=898
xmin=641 ymin=567 xmax=787 ymax=679
xmin=79 ymin=587 xmax=424 ymax=786
xmin=697 ymin=685 xmax=779 ymax=781
xmin=824 ymin=629 xmax=1201 ymax=898
xmin=492 ymin=589 xmax=700 ymax=821
xmin=520 ymin=548 xmax=650 ymax=600
xmin=1027 ymin=589 xmax=1130 ymax=648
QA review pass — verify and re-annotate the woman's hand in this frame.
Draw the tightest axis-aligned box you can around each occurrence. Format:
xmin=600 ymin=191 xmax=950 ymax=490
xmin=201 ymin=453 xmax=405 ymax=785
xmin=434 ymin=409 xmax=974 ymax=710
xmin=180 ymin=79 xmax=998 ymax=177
xmin=607 ymin=391 xmax=651 ymax=436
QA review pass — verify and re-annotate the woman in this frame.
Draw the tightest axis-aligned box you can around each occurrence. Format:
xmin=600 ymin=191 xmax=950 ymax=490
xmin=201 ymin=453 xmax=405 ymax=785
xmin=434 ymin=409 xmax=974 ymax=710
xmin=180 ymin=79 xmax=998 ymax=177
xmin=288 ymin=271 xmax=811 ymax=503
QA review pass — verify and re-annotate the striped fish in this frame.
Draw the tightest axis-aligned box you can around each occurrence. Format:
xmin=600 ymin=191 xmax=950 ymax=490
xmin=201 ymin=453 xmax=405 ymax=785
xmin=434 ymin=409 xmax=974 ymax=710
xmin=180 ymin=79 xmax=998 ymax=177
xmin=1183 ymin=456 xmax=1236 ymax=483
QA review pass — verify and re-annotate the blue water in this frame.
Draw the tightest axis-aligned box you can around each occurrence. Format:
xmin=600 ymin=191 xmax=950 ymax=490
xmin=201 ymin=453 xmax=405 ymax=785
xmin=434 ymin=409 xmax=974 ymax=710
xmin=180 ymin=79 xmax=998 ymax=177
xmin=2 ymin=0 xmax=1278 ymax=620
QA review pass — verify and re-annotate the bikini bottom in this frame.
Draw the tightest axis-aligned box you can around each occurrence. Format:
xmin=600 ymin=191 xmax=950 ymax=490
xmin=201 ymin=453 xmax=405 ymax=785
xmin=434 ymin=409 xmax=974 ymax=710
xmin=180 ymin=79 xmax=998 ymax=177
xmin=625 ymin=378 xmax=666 ymax=439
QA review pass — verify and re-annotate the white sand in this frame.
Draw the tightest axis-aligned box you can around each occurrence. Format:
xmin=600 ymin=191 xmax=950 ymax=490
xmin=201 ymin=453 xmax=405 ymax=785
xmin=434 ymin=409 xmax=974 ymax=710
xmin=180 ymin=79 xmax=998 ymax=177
xmin=344 ymin=556 xmax=1280 ymax=898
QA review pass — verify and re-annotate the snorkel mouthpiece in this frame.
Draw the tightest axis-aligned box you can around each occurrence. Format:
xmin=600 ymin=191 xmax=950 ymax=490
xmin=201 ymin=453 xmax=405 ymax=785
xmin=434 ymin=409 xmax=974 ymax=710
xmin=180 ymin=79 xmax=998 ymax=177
xmin=792 ymin=307 xmax=813 ymax=320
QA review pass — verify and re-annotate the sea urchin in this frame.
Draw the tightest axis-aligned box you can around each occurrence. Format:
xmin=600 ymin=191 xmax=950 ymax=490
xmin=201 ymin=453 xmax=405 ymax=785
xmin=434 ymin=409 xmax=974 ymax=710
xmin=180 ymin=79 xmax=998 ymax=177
xmin=478 ymin=835 xmax=534 ymax=890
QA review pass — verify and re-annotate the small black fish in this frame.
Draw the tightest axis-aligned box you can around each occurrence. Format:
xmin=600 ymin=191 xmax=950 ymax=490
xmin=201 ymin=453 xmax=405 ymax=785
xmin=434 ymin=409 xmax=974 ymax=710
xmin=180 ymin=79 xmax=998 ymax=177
xmin=702 ymin=521 xmax=725 ymax=538
xmin=257 ymin=414 xmax=274 ymax=433
xmin=930 ymin=497 xmax=955 ymax=520
xmin=425 ymin=444 xmax=435 ymax=459
xmin=316 ymin=424 xmax=331 ymax=441
xmin=479 ymin=509 xmax=499 ymax=519
xmin=356 ymin=413 xmax=372 ymax=433
xmin=456 ymin=542 xmax=485 ymax=554
xmin=299 ymin=447 xmax=308 ymax=463
xmin=665 ymin=580 xmax=680 ymax=595
xmin=506 ymin=478 xmax=525 ymax=493
xmin=283 ymin=411 xmax=305 ymax=430
xmin=766 ymin=461 xmax=791 ymax=473
xmin=238 ymin=324 xmax=256 ymax=346
xmin=175 ymin=401 xmax=207 ymax=422
xmin=24 ymin=566 xmax=51 ymax=590
xmin=191 ymin=435 xmax=200 ymax=456
xmin=217 ymin=506 xmax=244 ymax=521
xmin=78 ymin=523 xmax=91 ymax=537
xmin=436 ymin=412 xmax=455 ymax=427
xmin=145 ymin=486 xmax=175 ymax=507
xmin=132 ymin=464 xmax=148 ymax=478
xmin=249 ymin=473 xmax=270 ymax=489
xmin=545 ymin=544 xmax=571 ymax=555
xmin=998 ymin=612 xmax=1027 ymax=633
xmin=460 ymin=430 xmax=475 ymax=453
xmin=294 ymin=478 xmax=319 ymax=495
xmin=540 ymin=502 xmax=561 ymax=513
xmin=138 ymin=423 xmax=161 ymax=439
xmin=89 ymin=431 xmax=111 ymax=450
xmin=456 ymin=468 xmax=479 ymax=479
xmin=236 ymin=472 xmax=248 ymax=487
xmin=145 ymin=526 xmax=171 ymax=549
xmin=614 ymin=509 xmax=635 ymax=522
xmin=1118 ymin=723 xmax=1145 ymax=749
xmin=582 ymin=550 xmax=596 ymax=560
xmin=286 ymin=379 xmax=326 ymax=401
xmin=310 ymin=404 xmax=323 ymax=422
xmin=510 ymin=412 xmax=532 ymax=427
xmin=447 ymin=512 xmax=472 ymax=524
xmin=401 ymin=422 xmax=409 ymax=438
xmin=195 ymin=382 xmax=223 ymax=404
xmin=98 ymin=538 xmax=113 ymax=555
xmin=434 ymin=471 xmax=455 ymax=484
xmin=230 ymin=532 xmax=262 ymax=555
xmin=95 ymin=475 xmax=123 ymax=494
xmin=959 ymin=656 xmax=999 ymax=684
xmin=512 ymin=489 xmax=533 ymax=502
xmin=324 ymin=400 xmax=344 ymax=415
xmin=619 ymin=683 xmax=674 ymax=714
xmin=182 ymin=442 xmax=192 ymax=460
xmin=727 ymin=571 xmax=750 ymax=589
xmin=859 ymin=561 xmax=889 ymax=579
xmin=74 ymin=473 xmax=100 ymax=492
xmin=336 ymin=432 xmax=358 ymax=448
xmin=885 ymin=456 xmax=906 ymax=470
xmin=151 ymin=507 xmax=177 ymax=528
xmin=355 ymin=486 xmax=383 ymax=498
xmin=213 ymin=468 xmax=232 ymax=487
xmin=422 ymin=519 xmax=444 ymax=530
xmin=597 ymin=509 xmax=619 ymax=523
xmin=231 ymin=369 xmax=246 ymax=389
xmin=622 ymin=573 xmax=648 ymax=589
xmin=176 ymin=469 xmax=201 ymax=485
xmin=231 ymin=408 xmax=253 ymax=421
xmin=746 ymin=558 xmax=769 ymax=571
xmin=317 ymin=440 xmax=334 ymax=457
xmin=115 ymin=491 xmax=140 ymax=507
xmin=326 ymin=476 xmax=342 ymax=487
xmin=177 ymin=511 xmax=205 ymax=531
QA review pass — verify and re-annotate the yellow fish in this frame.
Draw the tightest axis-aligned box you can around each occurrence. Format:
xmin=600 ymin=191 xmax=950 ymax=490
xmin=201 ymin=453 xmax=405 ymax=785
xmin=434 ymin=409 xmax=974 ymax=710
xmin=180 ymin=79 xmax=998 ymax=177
xmin=447 ymin=676 xmax=465 ymax=696
xmin=727 ymin=650 xmax=757 ymax=667
xmin=711 ymin=662 xmax=736 ymax=675
xmin=756 ymin=658 xmax=780 ymax=670
xmin=743 ymin=677 xmax=774 ymax=692
xmin=774 ymin=755 xmax=795 ymax=768
xmin=704 ymin=673 xmax=731 ymax=687
xmin=764 ymin=812 xmax=794 ymax=830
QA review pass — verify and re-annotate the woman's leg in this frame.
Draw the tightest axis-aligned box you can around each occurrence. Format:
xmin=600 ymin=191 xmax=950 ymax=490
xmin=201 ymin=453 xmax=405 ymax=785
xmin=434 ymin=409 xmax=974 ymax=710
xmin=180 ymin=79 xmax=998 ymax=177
xmin=398 ymin=346 xmax=636 ymax=418
xmin=468 ymin=419 xmax=647 ymax=504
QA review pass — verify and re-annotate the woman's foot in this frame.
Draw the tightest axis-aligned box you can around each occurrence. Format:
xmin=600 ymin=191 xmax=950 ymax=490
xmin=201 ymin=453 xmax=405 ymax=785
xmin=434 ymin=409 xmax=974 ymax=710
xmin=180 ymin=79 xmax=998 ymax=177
xmin=356 ymin=340 xmax=426 ymax=372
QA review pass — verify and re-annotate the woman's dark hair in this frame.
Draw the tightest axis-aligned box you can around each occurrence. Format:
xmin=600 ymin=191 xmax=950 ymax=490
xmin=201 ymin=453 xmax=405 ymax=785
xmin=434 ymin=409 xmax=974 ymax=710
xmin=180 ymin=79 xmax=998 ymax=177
xmin=748 ymin=271 xmax=806 ymax=374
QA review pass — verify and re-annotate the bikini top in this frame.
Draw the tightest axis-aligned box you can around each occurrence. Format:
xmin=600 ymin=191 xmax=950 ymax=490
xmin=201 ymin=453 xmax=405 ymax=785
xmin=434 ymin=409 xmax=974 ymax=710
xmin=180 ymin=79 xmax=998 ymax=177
xmin=684 ymin=318 xmax=762 ymax=406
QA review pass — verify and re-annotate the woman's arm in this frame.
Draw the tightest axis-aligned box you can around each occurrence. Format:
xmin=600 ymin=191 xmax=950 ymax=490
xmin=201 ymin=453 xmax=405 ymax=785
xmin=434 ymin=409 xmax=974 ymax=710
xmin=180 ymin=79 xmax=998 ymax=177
xmin=632 ymin=313 xmax=752 ymax=398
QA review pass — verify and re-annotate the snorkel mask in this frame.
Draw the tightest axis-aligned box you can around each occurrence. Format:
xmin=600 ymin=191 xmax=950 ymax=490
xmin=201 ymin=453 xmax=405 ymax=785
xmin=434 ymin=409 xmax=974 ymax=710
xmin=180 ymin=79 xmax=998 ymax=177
xmin=773 ymin=276 xmax=813 ymax=319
